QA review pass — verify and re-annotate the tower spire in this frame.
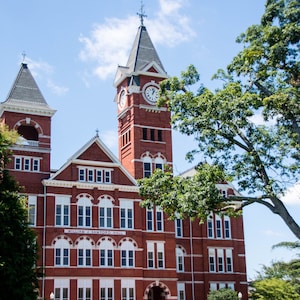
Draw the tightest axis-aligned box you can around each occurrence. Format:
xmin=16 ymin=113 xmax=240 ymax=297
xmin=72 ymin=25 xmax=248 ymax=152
xmin=137 ymin=0 xmax=147 ymax=26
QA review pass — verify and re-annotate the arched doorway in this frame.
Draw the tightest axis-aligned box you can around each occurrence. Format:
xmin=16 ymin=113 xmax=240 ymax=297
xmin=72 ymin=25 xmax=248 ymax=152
xmin=148 ymin=286 xmax=165 ymax=300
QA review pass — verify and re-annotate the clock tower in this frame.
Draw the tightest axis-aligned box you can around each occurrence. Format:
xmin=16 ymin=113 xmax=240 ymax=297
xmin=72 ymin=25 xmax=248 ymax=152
xmin=114 ymin=22 xmax=172 ymax=180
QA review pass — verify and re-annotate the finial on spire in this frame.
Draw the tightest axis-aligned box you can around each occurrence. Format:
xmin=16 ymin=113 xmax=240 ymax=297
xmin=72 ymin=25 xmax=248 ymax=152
xmin=137 ymin=0 xmax=147 ymax=26
xmin=96 ymin=129 xmax=99 ymax=137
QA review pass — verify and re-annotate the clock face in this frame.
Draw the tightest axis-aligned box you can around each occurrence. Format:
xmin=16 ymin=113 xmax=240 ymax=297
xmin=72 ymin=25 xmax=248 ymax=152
xmin=118 ymin=90 xmax=126 ymax=109
xmin=144 ymin=84 xmax=159 ymax=105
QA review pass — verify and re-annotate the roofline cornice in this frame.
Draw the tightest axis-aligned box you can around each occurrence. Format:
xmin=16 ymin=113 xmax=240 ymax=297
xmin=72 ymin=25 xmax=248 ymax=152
xmin=42 ymin=179 xmax=139 ymax=192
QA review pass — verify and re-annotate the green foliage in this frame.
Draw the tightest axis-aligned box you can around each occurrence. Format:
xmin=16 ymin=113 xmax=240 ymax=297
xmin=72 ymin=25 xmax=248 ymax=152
xmin=0 ymin=123 xmax=39 ymax=299
xmin=207 ymin=288 xmax=239 ymax=300
xmin=250 ymin=278 xmax=299 ymax=299
xmin=140 ymin=0 xmax=300 ymax=239
xmin=139 ymin=164 xmax=240 ymax=222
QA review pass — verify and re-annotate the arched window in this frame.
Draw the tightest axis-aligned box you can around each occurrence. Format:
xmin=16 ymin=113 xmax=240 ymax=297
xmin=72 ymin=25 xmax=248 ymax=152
xmin=99 ymin=240 xmax=114 ymax=267
xmin=154 ymin=156 xmax=164 ymax=171
xmin=143 ymin=155 xmax=152 ymax=178
xmin=120 ymin=241 xmax=135 ymax=268
xmin=54 ymin=239 xmax=70 ymax=266
xmin=18 ymin=125 xmax=38 ymax=141
xmin=77 ymin=196 xmax=92 ymax=227
xmin=99 ymin=196 xmax=113 ymax=228
xmin=77 ymin=239 xmax=92 ymax=267
xmin=176 ymin=247 xmax=185 ymax=272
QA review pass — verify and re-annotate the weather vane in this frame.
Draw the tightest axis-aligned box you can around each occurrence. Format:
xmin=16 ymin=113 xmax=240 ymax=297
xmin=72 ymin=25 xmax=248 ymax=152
xmin=137 ymin=0 xmax=147 ymax=26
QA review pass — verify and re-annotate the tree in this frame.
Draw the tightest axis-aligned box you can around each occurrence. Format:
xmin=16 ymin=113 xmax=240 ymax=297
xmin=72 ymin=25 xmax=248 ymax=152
xmin=250 ymin=278 xmax=299 ymax=299
xmin=139 ymin=0 xmax=300 ymax=238
xmin=207 ymin=288 xmax=240 ymax=300
xmin=0 ymin=123 xmax=39 ymax=299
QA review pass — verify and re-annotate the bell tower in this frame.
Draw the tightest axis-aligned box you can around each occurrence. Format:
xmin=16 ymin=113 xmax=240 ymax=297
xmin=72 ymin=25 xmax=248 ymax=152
xmin=114 ymin=16 xmax=172 ymax=180
xmin=0 ymin=62 xmax=56 ymax=194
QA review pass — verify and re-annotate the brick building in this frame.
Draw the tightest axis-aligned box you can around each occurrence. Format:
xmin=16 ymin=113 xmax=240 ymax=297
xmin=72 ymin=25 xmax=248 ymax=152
xmin=0 ymin=21 xmax=248 ymax=300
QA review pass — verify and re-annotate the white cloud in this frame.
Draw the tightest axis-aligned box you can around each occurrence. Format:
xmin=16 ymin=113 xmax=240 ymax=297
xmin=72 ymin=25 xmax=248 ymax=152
xmin=22 ymin=56 xmax=69 ymax=96
xmin=78 ymin=0 xmax=195 ymax=80
xmin=281 ymin=182 xmax=300 ymax=206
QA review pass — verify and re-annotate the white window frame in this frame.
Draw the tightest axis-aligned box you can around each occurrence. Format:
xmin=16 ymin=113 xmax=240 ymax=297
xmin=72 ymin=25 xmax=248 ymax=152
xmin=77 ymin=239 xmax=92 ymax=267
xmin=100 ymin=279 xmax=114 ymax=300
xmin=157 ymin=242 xmax=165 ymax=269
xmin=226 ymin=249 xmax=233 ymax=272
xmin=176 ymin=247 xmax=184 ymax=272
xmin=78 ymin=279 xmax=92 ymax=300
xmin=28 ymin=195 xmax=37 ymax=226
xmin=217 ymin=249 xmax=224 ymax=272
xmin=216 ymin=215 xmax=223 ymax=238
xmin=99 ymin=240 xmax=114 ymax=267
xmin=121 ymin=280 xmax=135 ymax=300
xmin=79 ymin=168 xmax=86 ymax=181
xmin=207 ymin=214 xmax=214 ymax=238
xmin=147 ymin=242 xmax=154 ymax=269
xmin=156 ymin=207 xmax=163 ymax=231
xmin=177 ymin=283 xmax=185 ymax=300
xmin=15 ymin=157 xmax=22 ymax=170
xmin=54 ymin=239 xmax=69 ymax=266
xmin=120 ymin=199 xmax=134 ymax=229
xmin=120 ymin=241 xmax=135 ymax=268
xmin=54 ymin=279 xmax=69 ymax=300
xmin=224 ymin=216 xmax=231 ymax=239
xmin=209 ymin=248 xmax=216 ymax=272
xmin=146 ymin=208 xmax=154 ymax=231
xmin=175 ymin=219 xmax=183 ymax=237
xmin=55 ymin=196 xmax=70 ymax=226
xmin=99 ymin=197 xmax=113 ymax=228
xmin=32 ymin=158 xmax=40 ymax=172
xmin=78 ymin=197 xmax=92 ymax=227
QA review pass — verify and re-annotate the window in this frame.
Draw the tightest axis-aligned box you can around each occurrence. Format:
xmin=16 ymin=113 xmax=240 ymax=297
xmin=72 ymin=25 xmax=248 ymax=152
xmin=55 ymin=239 xmax=69 ymax=266
xmin=142 ymin=128 xmax=147 ymax=140
xmin=79 ymin=168 xmax=85 ymax=181
xmin=78 ymin=167 xmax=112 ymax=183
xmin=121 ymin=280 xmax=135 ymax=300
xmin=209 ymin=249 xmax=216 ymax=272
xmin=100 ymin=279 xmax=114 ymax=300
xmin=209 ymin=248 xmax=233 ymax=273
xmin=54 ymin=279 xmax=69 ymax=300
xmin=177 ymin=283 xmax=185 ymax=300
xmin=157 ymin=130 xmax=162 ymax=142
xmin=15 ymin=157 xmax=21 ymax=170
xmin=99 ymin=197 xmax=113 ymax=228
xmin=78 ymin=197 xmax=92 ymax=227
xmin=78 ymin=287 xmax=91 ymax=300
xmin=99 ymin=240 xmax=114 ymax=267
xmin=156 ymin=207 xmax=163 ymax=231
xmin=121 ymin=129 xmax=131 ymax=147
xmin=216 ymin=215 xmax=222 ymax=238
xmin=120 ymin=241 xmax=135 ymax=267
xmin=150 ymin=129 xmax=155 ymax=141
xmin=77 ymin=239 xmax=92 ymax=266
xmin=175 ymin=219 xmax=183 ymax=237
xmin=28 ymin=195 xmax=37 ymax=226
xmin=176 ymin=247 xmax=184 ymax=272
xmin=207 ymin=215 xmax=214 ymax=238
xmin=226 ymin=249 xmax=233 ymax=272
xmin=217 ymin=249 xmax=224 ymax=272
xmin=33 ymin=159 xmax=39 ymax=171
xmin=146 ymin=209 xmax=153 ymax=231
xmin=224 ymin=216 xmax=231 ymax=239
xmin=120 ymin=200 xmax=133 ymax=229
xmin=14 ymin=156 xmax=41 ymax=172
xmin=154 ymin=156 xmax=164 ymax=171
xmin=143 ymin=162 xmax=151 ymax=178
xmin=147 ymin=242 xmax=154 ymax=268
xmin=54 ymin=288 xmax=68 ymax=300
xmin=157 ymin=242 xmax=164 ymax=269
xmin=55 ymin=196 xmax=70 ymax=226
xmin=100 ymin=288 xmax=113 ymax=300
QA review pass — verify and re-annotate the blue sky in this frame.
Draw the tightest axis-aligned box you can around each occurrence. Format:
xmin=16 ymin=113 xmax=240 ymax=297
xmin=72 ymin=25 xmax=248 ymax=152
xmin=1 ymin=0 xmax=299 ymax=279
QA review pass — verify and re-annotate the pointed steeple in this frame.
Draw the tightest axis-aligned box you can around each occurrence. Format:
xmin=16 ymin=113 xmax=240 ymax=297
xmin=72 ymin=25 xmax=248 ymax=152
xmin=1 ymin=63 xmax=55 ymax=116
xmin=114 ymin=24 xmax=167 ymax=87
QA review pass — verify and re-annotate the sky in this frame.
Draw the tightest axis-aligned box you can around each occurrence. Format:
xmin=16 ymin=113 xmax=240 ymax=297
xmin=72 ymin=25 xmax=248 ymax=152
xmin=1 ymin=0 xmax=299 ymax=280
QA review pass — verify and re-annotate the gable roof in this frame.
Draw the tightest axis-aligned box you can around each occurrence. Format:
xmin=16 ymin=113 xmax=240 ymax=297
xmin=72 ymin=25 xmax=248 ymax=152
xmin=0 ymin=63 xmax=56 ymax=116
xmin=47 ymin=134 xmax=137 ymax=187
